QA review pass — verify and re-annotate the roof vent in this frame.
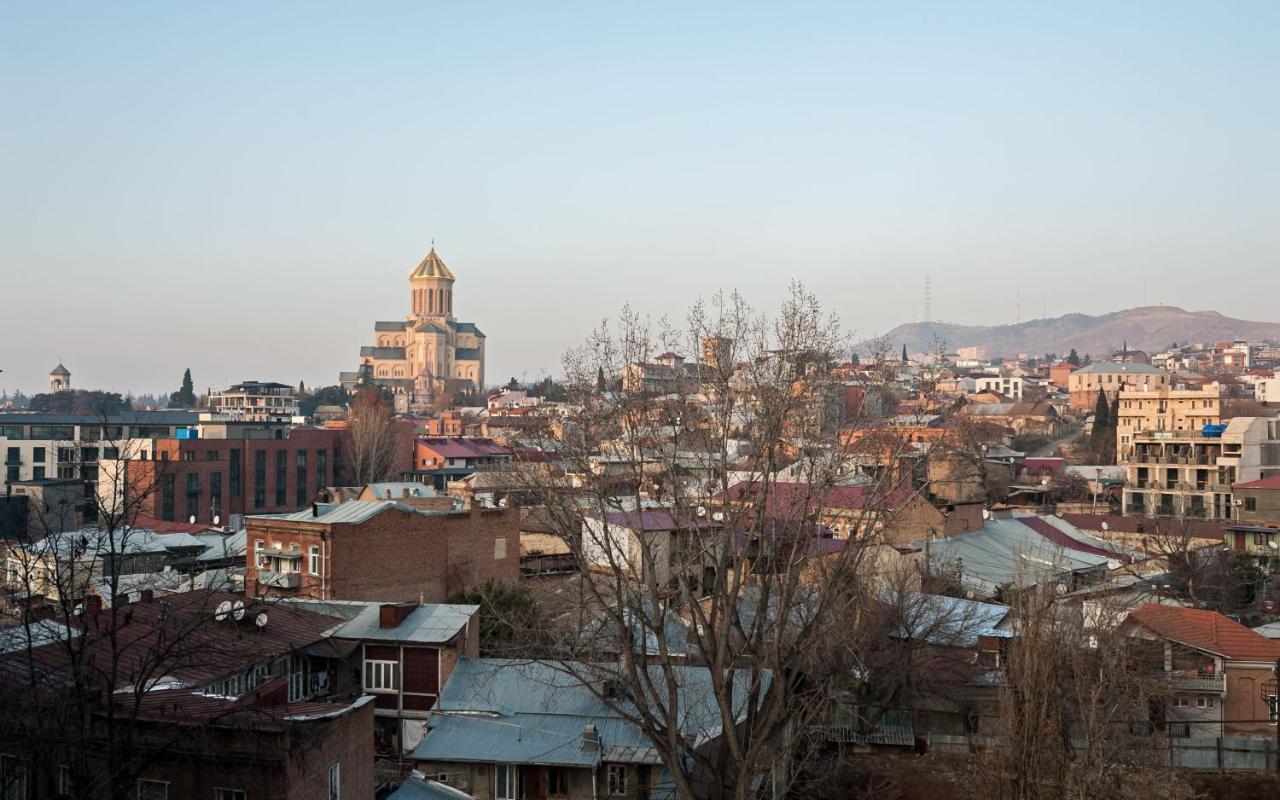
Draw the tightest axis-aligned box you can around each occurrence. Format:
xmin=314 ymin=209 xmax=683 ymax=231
xmin=581 ymin=724 xmax=600 ymax=752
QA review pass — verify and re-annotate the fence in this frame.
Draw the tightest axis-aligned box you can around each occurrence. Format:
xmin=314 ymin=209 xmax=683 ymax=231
xmin=922 ymin=734 xmax=1278 ymax=772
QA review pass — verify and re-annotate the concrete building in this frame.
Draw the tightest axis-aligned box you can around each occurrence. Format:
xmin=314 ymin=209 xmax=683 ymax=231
xmin=1121 ymin=417 xmax=1280 ymax=520
xmin=974 ymin=375 xmax=1029 ymax=400
xmin=343 ymin=247 xmax=487 ymax=410
xmin=207 ymin=380 xmax=299 ymax=422
xmin=1068 ymin=362 xmax=1171 ymax=412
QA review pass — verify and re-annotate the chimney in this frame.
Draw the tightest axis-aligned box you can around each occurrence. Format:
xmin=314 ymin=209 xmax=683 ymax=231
xmin=139 ymin=589 xmax=154 ymax=602
xmin=403 ymin=487 xmax=412 ymax=498
xmin=581 ymin=724 xmax=600 ymax=752
xmin=385 ymin=489 xmax=392 ymax=499
xmin=83 ymin=595 xmax=103 ymax=615
xmin=311 ymin=502 xmax=319 ymax=517
xmin=379 ymin=602 xmax=417 ymax=629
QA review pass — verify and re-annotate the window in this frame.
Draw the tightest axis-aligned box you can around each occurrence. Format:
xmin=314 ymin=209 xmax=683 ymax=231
xmin=255 ymin=539 xmax=265 ymax=568
xmin=328 ymin=763 xmax=341 ymax=800
xmin=1269 ymin=694 xmax=1279 ymax=726
xmin=309 ymin=546 xmax=320 ymax=576
xmin=1172 ymin=696 xmax=1189 ymax=707
xmin=296 ymin=450 xmax=308 ymax=506
xmin=253 ymin=451 xmax=266 ymax=508
xmin=548 ymin=766 xmax=570 ymax=796
xmin=275 ymin=450 xmax=287 ymax=506
xmin=1 ymin=756 xmax=28 ymax=800
xmin=31 ymin=446 xmax=45 ymax=463
xmin=207 ymin=450 xmax=219 ymax=461
xmin=33 ymin=466 xmax=46 ymax=480
xmin=1246 ymin=497 xmax=1258 ymax=511
xmin=1195 ymin=696 xmax=1215 ymax=708
xmin=317 ymin=449 xmax=328 ymax=491
xmin=214 ymin=790 xmax=246 ymax=800
xmin=137 ymin=779 xmax=169 ymax=800
xmin=210 ymin=472 xmax=223 ymax=518
xmin=495 ymin=765 xmax=516 ymax=800
xmin=230 ymin=448 xmax=242 ymax=498
xmin=364 ymin=659 xmax=398 ymax=691
xmin=607 ymin=764 xmax=628 ymax=796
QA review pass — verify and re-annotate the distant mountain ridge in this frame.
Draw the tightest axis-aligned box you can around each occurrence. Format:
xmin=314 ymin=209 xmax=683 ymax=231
xmin=872 ymin=306 xmax=1280 ymax=359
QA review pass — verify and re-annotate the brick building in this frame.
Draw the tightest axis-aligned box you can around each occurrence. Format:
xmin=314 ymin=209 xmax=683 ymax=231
xmin=246 ymin=500 xmax=519 ymax=602
xmin=109 ymin=428 xmax=342 ymax=527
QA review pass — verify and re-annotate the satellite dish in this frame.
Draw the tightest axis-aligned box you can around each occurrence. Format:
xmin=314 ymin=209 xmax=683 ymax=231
xmin=712 ymin=511 xmax=724 ymax=522
xmin=254 ymin=611 xmax=269 ymax=628
xmin=982 ymin=509 xmax=990 ymax=520
xmin=231 ymin=600 xmax=246 ymax=621
xmin=1100 ymin=521 xmax=1109 ymax=531
xmin=188 ymin=515 xmax=197 ymax=524
xmin=1269 ymin=540 xmax=1278 ymax=550
xmin=1055 ymin=583 xmax=1068 ymax=594
xmin=215 ymin=600 xmax=233 ymax=622
xmin=213 ymin=514 xmax=221 ymax=526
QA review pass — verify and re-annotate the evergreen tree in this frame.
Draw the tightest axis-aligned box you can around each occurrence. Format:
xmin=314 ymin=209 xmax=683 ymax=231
xmin=850 ymin=353 xmax=860 ymax=367
xmin=1066 ymin=348 xmax=1080 ymax=366
xmin=596 ymin=366 xmax=607 ymax=392
xmin=169 ymin=368 xmax=197 ymax=408
xmin=298 ymin=380 xmax=307 ymax=395
xmin=1093 ymin=387 xmax=1110 ymax=429
xmin=901 ymin=344 xmax=908 ymax=363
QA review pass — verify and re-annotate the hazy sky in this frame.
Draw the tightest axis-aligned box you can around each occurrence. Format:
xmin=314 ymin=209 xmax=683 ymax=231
xmin=2 ymin=2 xmax=1277 ymax=396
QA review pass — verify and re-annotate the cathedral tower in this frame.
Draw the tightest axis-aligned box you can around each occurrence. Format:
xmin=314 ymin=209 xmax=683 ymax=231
xmin=409 ymin=247 xmax=455 ymax=320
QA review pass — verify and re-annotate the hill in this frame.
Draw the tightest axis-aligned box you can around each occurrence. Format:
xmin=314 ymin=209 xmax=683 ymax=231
xmin=872 ymin=306 xmax=1280 ymax=359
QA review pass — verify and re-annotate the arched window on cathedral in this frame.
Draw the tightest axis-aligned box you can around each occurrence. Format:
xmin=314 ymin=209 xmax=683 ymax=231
xmin=428 ymin=290 xmax=434 ymax=314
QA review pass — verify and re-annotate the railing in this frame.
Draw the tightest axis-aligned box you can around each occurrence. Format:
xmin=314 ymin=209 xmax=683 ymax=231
xmin=258 ymin=570 xmax=300 ymax=589
xmin=1169 ymin=674 xmax=1225 ymax=693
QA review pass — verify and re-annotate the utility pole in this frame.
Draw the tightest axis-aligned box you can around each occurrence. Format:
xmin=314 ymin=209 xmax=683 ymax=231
xmin=1274 ymin=658 xmax=1280 ymax=773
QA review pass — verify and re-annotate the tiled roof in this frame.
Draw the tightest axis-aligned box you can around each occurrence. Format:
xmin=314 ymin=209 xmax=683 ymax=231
xmin=1234 ymin=476 xmax=1280 ymax=491
xmin=418 ymin=438 xmax=511 ymax=459
xmin=720 ymin=480 xmax=917 ymax=515
xmin=1126 ymin=603 xmax=1280 ymax=661
xmin=1059 ymin=513 xmax=1226 ymax=541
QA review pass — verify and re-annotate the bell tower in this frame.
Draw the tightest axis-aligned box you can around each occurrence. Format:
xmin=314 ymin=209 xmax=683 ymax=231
xmin=408 ymin=246 xmax=456 ymax=321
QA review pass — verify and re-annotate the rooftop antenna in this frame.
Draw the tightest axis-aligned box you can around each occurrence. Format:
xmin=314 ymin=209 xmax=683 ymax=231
xmin=1016 ymin=290 xmax=1021 ymax=325
xmin=924 ymin=275 xmax=933 ymax=324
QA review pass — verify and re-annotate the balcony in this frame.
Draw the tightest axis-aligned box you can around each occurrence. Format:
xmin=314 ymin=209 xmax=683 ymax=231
xmin=258 ymin=570 xmax=301 ymax=589
xmin=1169 ymin=673 xmax=1225 ymax=693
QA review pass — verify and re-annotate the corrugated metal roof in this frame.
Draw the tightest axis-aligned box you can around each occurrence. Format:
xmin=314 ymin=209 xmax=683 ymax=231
xmin=412 ymin=658 xmax=767 ymax=765
xmin=388 ymin=776 xmax=475 ymax=800
xmin=334 ymin=603 xmax=476 ymax=644
xmin=266 ymin=500 xmax=401 ymax=524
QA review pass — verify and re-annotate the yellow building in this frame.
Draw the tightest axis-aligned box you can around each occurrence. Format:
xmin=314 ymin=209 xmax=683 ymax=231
xmin=1116 ymin=384 xmax=1223 ymax=462
xmin=342 ymin=248 xmax=486 ymax=409
xmin=1068 ymin=362 xmax=1170 ymax=411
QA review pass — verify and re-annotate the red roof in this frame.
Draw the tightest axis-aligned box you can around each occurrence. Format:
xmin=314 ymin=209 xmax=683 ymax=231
xmin=132 ymin=516 xmax=219 ymax=534
xmin=1126 ymin=604 xmax=1280 ymax=661
xmin=721 ymin=480 xmax=917 ymax=516
xmin=1059 ymin=513 xmax=1226 ymax=542
xmin=1234 ymin=476 xmax=1280 ymax=491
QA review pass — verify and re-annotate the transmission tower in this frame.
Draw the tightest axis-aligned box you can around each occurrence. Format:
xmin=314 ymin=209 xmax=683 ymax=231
xmin=924 ymin=276 xmax=932 ymax=323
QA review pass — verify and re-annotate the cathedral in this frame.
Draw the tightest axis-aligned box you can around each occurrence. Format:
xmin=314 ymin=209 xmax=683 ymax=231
xmin=342 ymin=247 xmax=486 ymax=412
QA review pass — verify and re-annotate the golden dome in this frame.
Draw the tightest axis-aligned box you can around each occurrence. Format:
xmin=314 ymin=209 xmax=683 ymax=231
xmin=409 ymin=247 xmax=455 ymax=281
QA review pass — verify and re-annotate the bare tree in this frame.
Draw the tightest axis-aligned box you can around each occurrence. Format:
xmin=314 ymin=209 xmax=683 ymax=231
xmin=342 ymin=386 xmax=400 ymax=485
xmin=490 ymin=285 xmax=939 ymax=800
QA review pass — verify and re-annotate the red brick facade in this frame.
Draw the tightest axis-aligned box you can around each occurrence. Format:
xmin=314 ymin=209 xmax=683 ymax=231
xmin=246 ymin=505 xmax=520 ymax=602
xmin=123 ymin=428 xmax=342 ymax=525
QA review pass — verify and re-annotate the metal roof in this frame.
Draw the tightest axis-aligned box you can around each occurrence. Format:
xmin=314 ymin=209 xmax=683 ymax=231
xmin=267 ymin=501 xmax=401 ymax=524
xmin=0 ymin=410 xmax=200 ymax=426
xmin=360 ymin=346 xmax=407 ymax=359
xmin=412 ymin=658 xmax=766 ymax=766
xmin=388 ymin=776 xmax=475 ymax=800
xmin=375 ymin=320 xmax=410 ymax=331
xmin=454 ymin=321 xmax=485 ymax=337
xmin=1073 ymin=362 xmax=1163 ymax=375
xmin=333 ymin=603 xmax=477 ymax=644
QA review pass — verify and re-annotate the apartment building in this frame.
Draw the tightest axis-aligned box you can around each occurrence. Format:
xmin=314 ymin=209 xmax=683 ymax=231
xmin=1115 ymin=384 xmax=1224 ymax=462
xmin=1121 ymin=417 xmax=1280 ymax=520
xmin=104 ymin=427 xmax=342 ymax=527
xmin=207 ymin=380 xmax=300 ymax=422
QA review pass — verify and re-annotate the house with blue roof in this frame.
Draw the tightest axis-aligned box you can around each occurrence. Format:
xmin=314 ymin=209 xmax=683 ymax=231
xmin=409 ymin=657 xmax=766 ymax=800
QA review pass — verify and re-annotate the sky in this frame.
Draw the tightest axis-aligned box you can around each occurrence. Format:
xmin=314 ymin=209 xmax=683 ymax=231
xmin=2 ymin=2 xmax=1278 ymax=396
